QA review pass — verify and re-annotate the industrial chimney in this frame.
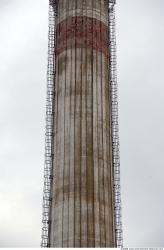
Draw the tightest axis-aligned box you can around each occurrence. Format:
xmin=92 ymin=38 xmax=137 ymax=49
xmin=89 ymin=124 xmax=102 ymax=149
xmin=42 ymin=0 xmax=122 ymax=247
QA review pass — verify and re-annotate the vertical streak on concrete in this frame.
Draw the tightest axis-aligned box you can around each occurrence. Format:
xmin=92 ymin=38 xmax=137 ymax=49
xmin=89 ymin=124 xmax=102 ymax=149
xmin=51 ymin=7 xmax=59 ymax=243
xmin=86 ymin=1 xmax=94 ymax=247
xmin=99 ymin=1 xmax=105 ymax=246
xmin=80 ymin=0 xmax=87 ymax=247
xmin=50 ymin=0 xmax=116 ymax=247
xmin=74 ymin=1 xmax=82 ymax=247
xmin=93 ymin=1 xmax=100 ymax=246
xmin=66 ymin=19 xmax=74 ymax=247
xmin=104 ymin=3 xmax=115 ymax=247
xmin=68 ymin=0 xmax=75 ymax=247
xmin=63 ymin=0 xmax=69 ymax=247
xmin=58 ymin=0 xmax=65 ymax=245
xmin=53 ymin=1 xmax=61 ymax=246
xmin=102 ymin=2 xmax=109 ymax=247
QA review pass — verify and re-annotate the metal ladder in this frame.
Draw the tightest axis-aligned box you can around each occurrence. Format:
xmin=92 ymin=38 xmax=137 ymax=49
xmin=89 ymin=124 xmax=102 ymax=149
xmin=41 ymin=0 xmax=56 ymax=247
xmin=109 ymin=0 xmax=123 ymax=247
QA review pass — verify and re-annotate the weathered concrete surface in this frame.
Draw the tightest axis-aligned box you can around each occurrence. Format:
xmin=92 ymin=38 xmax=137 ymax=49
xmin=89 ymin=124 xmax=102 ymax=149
xmin=50 ymin=0 xmax=115 ymax=247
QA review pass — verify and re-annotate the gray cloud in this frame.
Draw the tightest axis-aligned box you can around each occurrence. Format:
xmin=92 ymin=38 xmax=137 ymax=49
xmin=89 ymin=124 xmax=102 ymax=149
xmin=0 ymin=0 xmax=48 ymax=247
xmin=117 ymin=0 xmax=164 ymax=247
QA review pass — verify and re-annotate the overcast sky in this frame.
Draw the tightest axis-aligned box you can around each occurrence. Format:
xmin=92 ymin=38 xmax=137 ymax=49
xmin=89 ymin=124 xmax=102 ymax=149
xmin=0 ymin=0 xmax=164 ymax=247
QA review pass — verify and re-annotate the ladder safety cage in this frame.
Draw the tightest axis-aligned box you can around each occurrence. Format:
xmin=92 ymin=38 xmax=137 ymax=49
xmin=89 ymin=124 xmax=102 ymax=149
xmin=108 ymin=0 xmax=123 ymax=247
xmin=41 ymin=0 xmax=57 ymax=247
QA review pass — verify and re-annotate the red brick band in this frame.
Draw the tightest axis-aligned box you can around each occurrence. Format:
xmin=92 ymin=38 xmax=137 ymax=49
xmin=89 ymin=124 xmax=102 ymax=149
xmin=56 ymin=16 xmax=109 ymax=57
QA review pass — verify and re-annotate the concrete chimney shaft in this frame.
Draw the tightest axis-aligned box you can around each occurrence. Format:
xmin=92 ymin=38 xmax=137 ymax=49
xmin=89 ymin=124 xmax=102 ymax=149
xmin=50 ymin=0 xmax=115 ymax=247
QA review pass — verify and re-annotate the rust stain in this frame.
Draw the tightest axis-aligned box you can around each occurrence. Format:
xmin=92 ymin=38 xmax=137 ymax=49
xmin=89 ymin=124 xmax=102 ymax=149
xmin=56 ymin=16 xmax=109 ymax=57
